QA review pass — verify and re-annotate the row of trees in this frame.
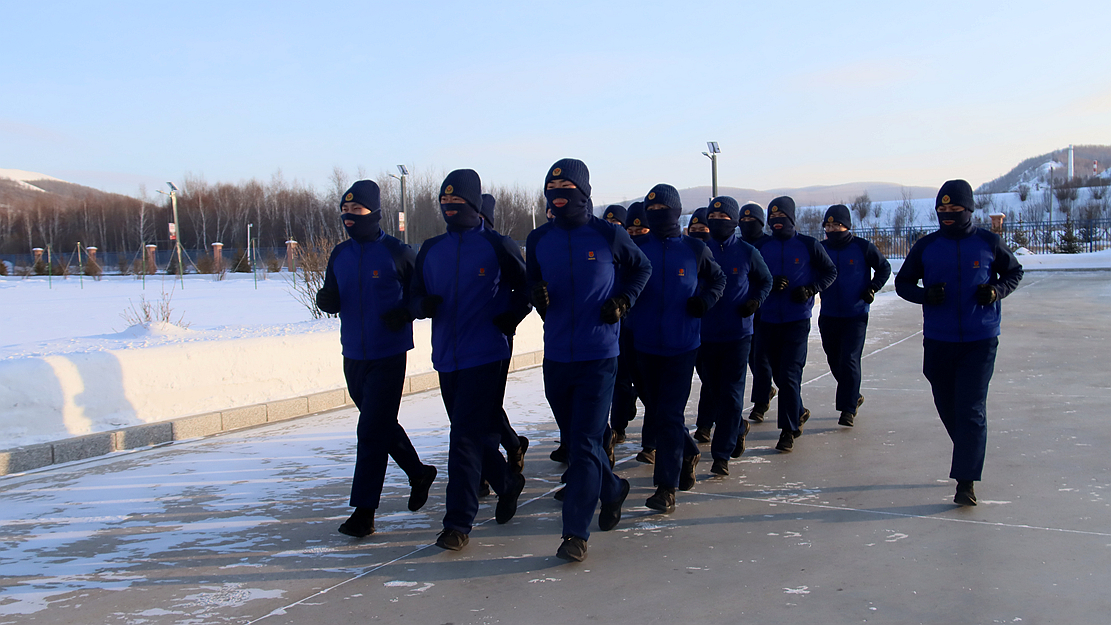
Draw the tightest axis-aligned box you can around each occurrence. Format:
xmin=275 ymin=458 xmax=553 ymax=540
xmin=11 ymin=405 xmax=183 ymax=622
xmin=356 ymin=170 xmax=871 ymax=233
xmin=0 ymin=168 xmax=547 ymax=257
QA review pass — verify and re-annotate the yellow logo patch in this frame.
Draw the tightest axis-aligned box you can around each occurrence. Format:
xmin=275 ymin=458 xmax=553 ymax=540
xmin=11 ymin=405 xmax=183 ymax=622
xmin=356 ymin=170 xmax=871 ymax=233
xmin=372 ymin=269 xmax=379 ymax=278
xmin=587 ymin=251 xmax=596 ymax=261
xmin=714 ymin=201 xmax=721 ymax=208
xmin=445 ymin=185 xmax=454 ymax=195
xmin=691 ymin=217 xmax=700 ymax=224
xmin=678 ymin=268 xmax=685 ymax=277
xmin=648 ymin=192 xmax=656 ymax=200
xmin=771 ymin=205 xmax=779 ymax=213
xmin=942 ymin=194 xmax=951 ymax=204
xmin=553 ymin=167 xmax=562 ymax=176
xmin=345 ymin=192 xmax=354 ymax=202
xmin=633 ymin=219 xmax=642 ymax=226
xmin=827 ymin=216 xmax=834 ymax=223
xmin=744 ymin=210 xmax=750 ymax=216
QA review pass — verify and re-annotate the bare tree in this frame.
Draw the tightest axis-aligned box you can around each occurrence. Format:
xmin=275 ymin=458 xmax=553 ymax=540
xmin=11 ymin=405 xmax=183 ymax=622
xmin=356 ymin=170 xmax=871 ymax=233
xmin=850 ymin=192 xmax=872 ymax=224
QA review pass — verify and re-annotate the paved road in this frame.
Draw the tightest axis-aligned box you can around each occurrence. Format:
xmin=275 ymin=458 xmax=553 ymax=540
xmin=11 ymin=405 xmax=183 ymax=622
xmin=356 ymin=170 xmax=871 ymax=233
xmin=2 ymin=273 xmax=1109 ymax=624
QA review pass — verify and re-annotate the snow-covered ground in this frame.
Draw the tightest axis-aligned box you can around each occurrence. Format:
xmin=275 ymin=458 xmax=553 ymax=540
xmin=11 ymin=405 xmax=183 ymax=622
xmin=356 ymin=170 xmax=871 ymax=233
xmin=3 ymin=248 xmax=1107 ymax=451
xmin=0 ymin=273 xmax=543 ymax=449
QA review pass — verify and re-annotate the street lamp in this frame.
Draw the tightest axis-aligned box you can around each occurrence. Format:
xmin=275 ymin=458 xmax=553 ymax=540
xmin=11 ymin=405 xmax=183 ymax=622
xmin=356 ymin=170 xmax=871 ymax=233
xmin=157 ymin=181 xmax=185 ymax=289
xmin=701 ymin=141 xmax=721 ymax=200
xmin=389 ymin=164 xmax=410 ymax=244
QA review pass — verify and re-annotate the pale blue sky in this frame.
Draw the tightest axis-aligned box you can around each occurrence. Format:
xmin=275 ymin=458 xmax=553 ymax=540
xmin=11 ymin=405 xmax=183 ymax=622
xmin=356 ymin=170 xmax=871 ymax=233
xmin=2 ymin=0 xmax=1108 ymax=202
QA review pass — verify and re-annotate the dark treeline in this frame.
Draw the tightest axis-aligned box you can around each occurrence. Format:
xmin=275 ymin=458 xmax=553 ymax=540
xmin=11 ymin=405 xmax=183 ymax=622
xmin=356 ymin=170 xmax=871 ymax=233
xmin=0 ymin=168 xmax=547 ymax=258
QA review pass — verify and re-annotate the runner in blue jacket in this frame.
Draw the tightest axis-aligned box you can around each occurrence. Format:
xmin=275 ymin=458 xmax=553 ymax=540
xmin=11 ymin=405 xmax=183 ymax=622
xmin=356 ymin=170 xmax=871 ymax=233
xmin=757 ymin=196 xmax=837 ymax=453
xmin=317 ymin=180 xmax=437 ymax=538
xmin=693 ymin=197 xmax=772 ymax=476
xmin=411 ymin=170 xmax=531 ymax=551
xmin=818 ymin=204 xmax=891 ymax=427
xmin=627 ymin=184 xmax=725 ymax=513
xmin=740 ymin=202 xmax=779 ymax=422
xmin=895 ymin=179 xmax=1023 ymax=506
xmin=527 ymin=159 xmax=651 ymax=562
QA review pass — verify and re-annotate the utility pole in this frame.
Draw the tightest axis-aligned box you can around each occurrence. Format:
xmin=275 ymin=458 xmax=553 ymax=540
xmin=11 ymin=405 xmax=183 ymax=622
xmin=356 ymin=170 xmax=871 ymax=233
xmin=702 ymin=141 xmax=721 ymax=199
xmin=389 ymin=165 xmax=410 ymax=244
xmin=159 ymin=182 xmax=185 ymax=289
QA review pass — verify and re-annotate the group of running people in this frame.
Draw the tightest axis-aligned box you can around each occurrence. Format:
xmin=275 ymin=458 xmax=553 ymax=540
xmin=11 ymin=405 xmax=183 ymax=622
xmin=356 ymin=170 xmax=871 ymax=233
xmin=317 ymin=159 xmax=1023 ymax=562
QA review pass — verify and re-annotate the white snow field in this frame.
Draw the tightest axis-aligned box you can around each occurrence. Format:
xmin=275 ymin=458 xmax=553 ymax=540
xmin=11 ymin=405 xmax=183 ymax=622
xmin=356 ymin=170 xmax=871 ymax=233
xmin=2 ymin=249 xmax=1108 ymax=451
xmin=1 ymin=272 xmax=543 ymax=449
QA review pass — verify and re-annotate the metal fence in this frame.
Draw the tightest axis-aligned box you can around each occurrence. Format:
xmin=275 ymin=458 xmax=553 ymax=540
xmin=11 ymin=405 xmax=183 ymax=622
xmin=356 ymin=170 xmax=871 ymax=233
xmin=796 ymin=218 xmax=1111 ymax=258
xmin=0 ymin=247 xmax=291 ymax=275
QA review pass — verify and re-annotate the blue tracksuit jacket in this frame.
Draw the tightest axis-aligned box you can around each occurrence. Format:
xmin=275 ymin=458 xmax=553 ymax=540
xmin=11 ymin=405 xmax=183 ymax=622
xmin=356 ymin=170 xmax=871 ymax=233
xmin=526 ymin=217 xmax=651 ymax=363
xmin=819 ymin=235 xmax=892 ymax=318
xmin=895 ymin=228 xmax=1023 ymax=342
xmin=755 ymin=233 xmax=838 ymax=323
xmin=627 ymin=235 xmax=726 ymax=356
xmin=701 ymin=234 xmax=773 ymax=341
xmin=412 ymin=226 xmax=530 ymax=372
xmin=320 ymin=232 xmax=415 ymax=360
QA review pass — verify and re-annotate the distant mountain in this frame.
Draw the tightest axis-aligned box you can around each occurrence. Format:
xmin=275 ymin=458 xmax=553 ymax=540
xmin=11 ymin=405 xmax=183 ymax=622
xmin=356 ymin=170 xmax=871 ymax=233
xmin=620 ymin=182 xmax=937 ymax=212
xmin=0 ymin=169 xmax=126 ymax=206
xmin=976 ymin=145 xmax=1111 ymax=194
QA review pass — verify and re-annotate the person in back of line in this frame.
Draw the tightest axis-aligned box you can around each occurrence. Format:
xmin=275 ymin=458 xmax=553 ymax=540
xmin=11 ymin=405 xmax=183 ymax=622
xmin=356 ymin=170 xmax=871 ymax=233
xmin=817 ymin=204 xmax=891 ymax=427
xmin=739 ymin=202 xmax=778 ymax=423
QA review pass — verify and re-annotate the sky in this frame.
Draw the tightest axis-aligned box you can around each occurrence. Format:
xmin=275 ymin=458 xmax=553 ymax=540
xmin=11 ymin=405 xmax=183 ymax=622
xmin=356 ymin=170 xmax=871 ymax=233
xmin=2 ymin=0 xmax=1110 ymax=203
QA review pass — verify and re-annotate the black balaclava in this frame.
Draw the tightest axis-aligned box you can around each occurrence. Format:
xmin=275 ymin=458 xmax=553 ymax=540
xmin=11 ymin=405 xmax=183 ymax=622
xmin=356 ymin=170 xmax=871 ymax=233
xmin=341 ymin=180 xmax=382 ymax=242
xmin=687 ymin=207 xmax=710 ymax=241
xmin=935 ymin=179 xmax=975 ymax=237
xmin=708 ymin=196 xmax=740 ymax=242
xmin=739 ymin=202 xmax=766 ymax=242
xmin=544 ymin=158 xmax=592 ymax=229
xmin=644 ymin=184 xmax=682 ymax=238
xmin=767 ymin=196 xmax=797 ymax=240
xmin=823 ymin=204 xmax=853 ymax=245
xmin=440 ymin=169 xmax=483 ymax=232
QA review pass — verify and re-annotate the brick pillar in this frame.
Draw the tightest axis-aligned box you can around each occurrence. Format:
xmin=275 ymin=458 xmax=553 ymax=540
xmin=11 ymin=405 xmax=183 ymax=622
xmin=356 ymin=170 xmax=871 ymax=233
xmin=212 ymin=242 xmax=224 ymax=273
xmin=145 ymin=244 xmax=158 ymax=274
xmin=989 ymin=213 xmax=1005 ymax=234
xmin=86 ymin=247 xmax=98 ymax=263
xmin=285 ymin=240 xmax=297 ymax=272
xmin=32 ymin=248 xmax=43 ymax=263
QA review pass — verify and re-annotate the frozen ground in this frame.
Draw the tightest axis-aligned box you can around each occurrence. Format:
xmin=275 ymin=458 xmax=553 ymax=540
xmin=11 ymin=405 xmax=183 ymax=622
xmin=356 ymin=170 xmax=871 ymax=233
xmin=0 ymin=273 xmax=542 ymax=448
xmin=1 ymin=270 xmax=1109 ymax=624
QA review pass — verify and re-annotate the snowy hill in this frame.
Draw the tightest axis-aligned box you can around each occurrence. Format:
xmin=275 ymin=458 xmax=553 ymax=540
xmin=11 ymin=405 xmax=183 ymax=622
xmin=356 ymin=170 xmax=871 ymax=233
xmin=977 ymin=145 xmax=1111 ymax=194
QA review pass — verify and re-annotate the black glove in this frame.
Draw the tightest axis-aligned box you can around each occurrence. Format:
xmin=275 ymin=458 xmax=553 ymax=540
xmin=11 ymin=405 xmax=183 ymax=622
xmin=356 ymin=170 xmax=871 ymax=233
xmin=420 ymin=294 xmax=443 ymax=318
xmin=492 ymin=312 xmax=518 ymax=336
xmin=737 ymin=299 xmax=760 ymax=318
xmin=791 ymin=285 xmax=817 ymax=303
xmin=975 ymin=284 xmax=999 ymax=305
xmin=316 ymin=288 xmax=340 ymax=314
xmin=380 ymin=307 xmax=411 ymax=332
xmin=531 ymin=281 xmax=550 ymax=315
xmin=861 ymin=288 xmax=875 ymax=304
xmin=772 ymin=275 xmax=790 ymax=292
xmin=600 ymin=295 xmax=630 ymax=324
xmin=686 ymin=296 xmax=708 ymax=318
xmin=925 ymin=283 xmax=946 ymax=306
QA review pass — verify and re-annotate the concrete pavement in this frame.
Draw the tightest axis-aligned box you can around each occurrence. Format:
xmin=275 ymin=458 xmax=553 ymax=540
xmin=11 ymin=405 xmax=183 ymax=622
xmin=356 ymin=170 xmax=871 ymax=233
xmin=2 ymin=272 xmax=1109 ymax=624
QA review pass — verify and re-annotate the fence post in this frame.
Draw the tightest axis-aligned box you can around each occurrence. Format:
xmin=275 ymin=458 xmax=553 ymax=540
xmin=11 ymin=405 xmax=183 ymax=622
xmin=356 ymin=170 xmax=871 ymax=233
xmin=212 ymin=242 xmax=224 ymax=274
xmin=286 ymin=240 xmax=298 ymax=272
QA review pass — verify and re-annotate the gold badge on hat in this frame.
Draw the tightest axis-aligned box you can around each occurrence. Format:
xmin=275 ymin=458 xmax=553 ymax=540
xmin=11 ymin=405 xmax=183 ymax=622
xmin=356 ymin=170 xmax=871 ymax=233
xmin=553 ymin=167 xmax=562 ymax=176
xmin=827 ymin=216 xmax=834 ymax=223
xmin=744 ymin=210 xmax=750 ymax=215
xmin=714 ymin=201 xmax=721 ymax=208
xmin=634 ymin=219 xmax=642 ymax=226
xmin=942 ymin=194 xmax=950 ymax=204
xmin=445 ymin=185 xmax=454 ymax=194
xmin=771 ymin=205 xmax=779 ymax=213
xmin=345 ymin=192 xmax=354 ymax=201
xmin=648 ymin=192 xmax=656 ymax=200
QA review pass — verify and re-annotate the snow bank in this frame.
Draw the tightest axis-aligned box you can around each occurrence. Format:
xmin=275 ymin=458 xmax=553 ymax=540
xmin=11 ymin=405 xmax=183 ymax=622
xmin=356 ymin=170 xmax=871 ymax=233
xmin=0 ymin=274 xmax=543 ymax=449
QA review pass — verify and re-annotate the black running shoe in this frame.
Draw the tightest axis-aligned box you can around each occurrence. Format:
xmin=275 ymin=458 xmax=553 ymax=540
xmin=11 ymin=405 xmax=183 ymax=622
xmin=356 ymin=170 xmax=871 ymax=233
xmin=635 ymin=448 xmax=656 ymax=464
xmin=749 ymin=403 xmax=770 ymax=423
xmin=693 ymin=426 xmax=712 ymax=443
xmin=556 ymin=535 xmax=588 ymax=562
xmin=775 ymin=429 xmax=794 ymax=453
xmin=508 ymin=436 xmax=529 ymax=474
xmin=337 ymin=507 xmax=375 ymax=537
xmin=711 ymin=458 xmax=729 ymax=476
xmin=679 ymin=453 xmax=700 ymax=491
xmin=435 ymin=528 xmax=469 ymax=551
xmin=838 ymin=411 xmax=855 ymax=427
xmin=645 ymin=485 xmax=676 ymax=513
xmin=598 ymin=478 xmax=630 ymax=531
xmin=496 ymin=473 xmax=526 ymax=524
xmin=955 ymin=480 xmax=977 ymax=506
xmin=549 ymin=441 xmax=569 ymax=464
xmin=732 ymin=421 xmax=750 ymax=458
xmin=408 ymin=465 xmax=437 ymax=512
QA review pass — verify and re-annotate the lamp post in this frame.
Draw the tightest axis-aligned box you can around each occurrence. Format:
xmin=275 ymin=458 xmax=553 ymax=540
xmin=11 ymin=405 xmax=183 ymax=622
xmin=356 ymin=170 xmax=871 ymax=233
xmin=158 ymin=181 xmax=185 ymax=289
xmin=389 ymin=165 xmax=410 ymax=244
xmin=701 ymin=141 xmax=720 ymax=200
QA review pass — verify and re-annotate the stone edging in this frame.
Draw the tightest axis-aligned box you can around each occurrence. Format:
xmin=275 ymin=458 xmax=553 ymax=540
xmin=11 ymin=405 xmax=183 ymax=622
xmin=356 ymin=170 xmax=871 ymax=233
xmin=0 ymin=350 xmax=545 ymax=476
